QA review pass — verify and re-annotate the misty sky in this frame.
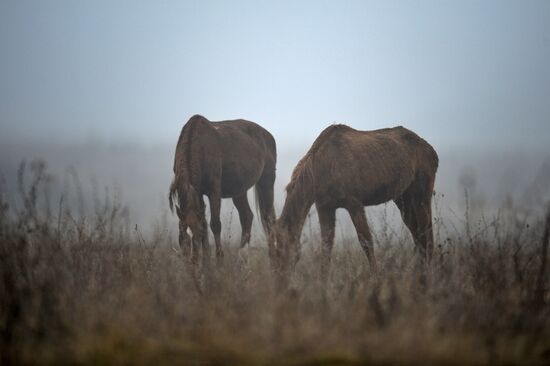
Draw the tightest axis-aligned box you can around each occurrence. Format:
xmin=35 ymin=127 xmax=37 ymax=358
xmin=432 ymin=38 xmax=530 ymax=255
xmin=1 ymin=0 xmax=549 ymax=151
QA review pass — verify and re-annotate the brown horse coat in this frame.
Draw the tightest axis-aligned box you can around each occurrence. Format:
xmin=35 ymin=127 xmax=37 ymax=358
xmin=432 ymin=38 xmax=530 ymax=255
xmin=169 ymin=115 xmax=276 ymax=265
xmin=271 ymin=124 xmax=438 ymax=278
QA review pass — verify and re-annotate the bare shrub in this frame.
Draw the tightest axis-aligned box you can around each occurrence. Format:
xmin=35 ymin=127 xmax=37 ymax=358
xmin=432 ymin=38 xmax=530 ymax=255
xmin=0 ymin=161 xmax=548 ymax=365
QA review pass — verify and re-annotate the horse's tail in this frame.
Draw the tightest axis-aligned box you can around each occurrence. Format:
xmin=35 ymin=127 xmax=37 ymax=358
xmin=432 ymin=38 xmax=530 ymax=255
xmin=255 ymin=132 xmax=277 ymax=236
xmin=168 ymin=177 xmax=178 ymax=214
xmin=254 ymin=186 xmax=267 ymax=233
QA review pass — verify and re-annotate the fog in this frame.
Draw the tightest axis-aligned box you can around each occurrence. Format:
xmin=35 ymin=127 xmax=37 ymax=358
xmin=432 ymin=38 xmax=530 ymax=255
xmin=1 ymin=138 xmax=548 ymax=241
xmin=1 ymin=0 xmax=550 ymax=239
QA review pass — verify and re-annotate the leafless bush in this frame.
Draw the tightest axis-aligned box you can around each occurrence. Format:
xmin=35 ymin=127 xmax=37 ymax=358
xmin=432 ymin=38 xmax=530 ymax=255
xmin=0 ymin=161 xmax=549 ymax=365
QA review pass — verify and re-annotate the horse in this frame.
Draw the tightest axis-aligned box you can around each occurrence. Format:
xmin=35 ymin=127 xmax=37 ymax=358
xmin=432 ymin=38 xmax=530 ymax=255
xmin=269 ymin=124 xmax=438 ymax=281
xmin=169 ymin=115 xmax=276 ymax=266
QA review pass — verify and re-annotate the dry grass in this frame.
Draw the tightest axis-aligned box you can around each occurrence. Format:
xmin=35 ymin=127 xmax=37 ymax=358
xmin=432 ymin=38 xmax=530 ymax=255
xmin=1 ymin=161 xmax=549 ymax=365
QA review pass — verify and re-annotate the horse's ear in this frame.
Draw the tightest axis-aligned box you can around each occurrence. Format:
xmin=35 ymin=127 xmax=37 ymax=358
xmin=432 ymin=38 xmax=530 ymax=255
xmin=176 ymin=205 xmax=182 ymax=219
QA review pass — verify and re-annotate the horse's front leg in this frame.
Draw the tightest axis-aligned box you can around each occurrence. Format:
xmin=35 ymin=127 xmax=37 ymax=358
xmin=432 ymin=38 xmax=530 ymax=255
xmin=317 ymin=204 xmax=336 ymax=284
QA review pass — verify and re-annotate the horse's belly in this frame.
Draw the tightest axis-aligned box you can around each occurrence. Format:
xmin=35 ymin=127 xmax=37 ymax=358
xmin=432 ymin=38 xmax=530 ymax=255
xmin=361 ymin=174 xmax=413 ymax=205
xmin=362 ymin=186 xmax=401 ymax=206
xmin=220 ymin=163 xmax=263 ymax=197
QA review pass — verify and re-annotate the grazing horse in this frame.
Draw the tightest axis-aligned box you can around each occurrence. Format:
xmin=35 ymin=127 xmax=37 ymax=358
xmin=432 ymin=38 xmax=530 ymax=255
xmin=269 ymin=124 xmax=438 ymax=280
xmin=169 ymin=115 xmax=276 ymax=265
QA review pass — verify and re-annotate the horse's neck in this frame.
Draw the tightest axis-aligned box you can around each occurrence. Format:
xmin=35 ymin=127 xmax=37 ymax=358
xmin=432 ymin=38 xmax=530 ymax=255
xmin=280 ymin=186 xmax=314 ymax=241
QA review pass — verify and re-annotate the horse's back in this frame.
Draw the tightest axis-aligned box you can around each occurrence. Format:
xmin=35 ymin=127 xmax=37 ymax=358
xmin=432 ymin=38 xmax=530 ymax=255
xmin=209 ymin=119 xmax=276 ymax=197
xmin=213 ymin=119 xmax=276 ymax=156
xmin=324 ymin=125 xmax=437 ymax=174
xmin=179 ymin=116 xmax=275 ymax=159
xmin=311 ymin=124 xmax=437 ymax=206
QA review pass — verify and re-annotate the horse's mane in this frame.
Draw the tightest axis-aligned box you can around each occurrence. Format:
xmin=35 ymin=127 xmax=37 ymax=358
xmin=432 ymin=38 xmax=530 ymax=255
xmin=285 ymin=124 xmax=350 ymax=194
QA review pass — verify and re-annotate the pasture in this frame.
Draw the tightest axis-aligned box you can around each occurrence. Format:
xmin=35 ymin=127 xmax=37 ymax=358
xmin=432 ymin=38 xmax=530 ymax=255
xmin=2 ymin=1 xmax=550 ymax=365
xmin=1 ymin=161 xmax=548 ymax=365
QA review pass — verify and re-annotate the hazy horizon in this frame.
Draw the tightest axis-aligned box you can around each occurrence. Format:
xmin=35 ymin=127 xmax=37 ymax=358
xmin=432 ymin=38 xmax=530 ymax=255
xmin=1 ymin=1 xmax=550 ymax=150
xmin=1 ymin=0 xmax=550 ymax=236
xmin=1 ymin=138 xmax=549 ymax=239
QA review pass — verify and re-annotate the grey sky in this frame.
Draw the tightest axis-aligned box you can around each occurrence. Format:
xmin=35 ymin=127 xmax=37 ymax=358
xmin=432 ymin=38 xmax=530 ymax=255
xmin=1 ymin=0 xmax=549 ymax=151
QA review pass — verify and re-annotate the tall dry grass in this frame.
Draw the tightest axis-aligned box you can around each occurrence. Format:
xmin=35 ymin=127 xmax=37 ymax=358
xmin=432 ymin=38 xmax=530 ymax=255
xmin=0 ymin=161 xmax=549 ymax=365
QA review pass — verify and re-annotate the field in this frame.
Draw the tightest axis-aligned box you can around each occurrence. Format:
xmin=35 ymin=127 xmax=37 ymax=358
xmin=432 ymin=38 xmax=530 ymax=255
xmin=1 ymin=162 xmax=549 ymax=366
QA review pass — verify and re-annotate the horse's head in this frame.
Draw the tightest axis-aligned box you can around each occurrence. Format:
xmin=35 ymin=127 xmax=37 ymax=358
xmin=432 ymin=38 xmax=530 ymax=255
xmin=172 ymin=183 xmax=206 ymax=251
xmin=268 ymin=219 xmax=301 ymax=280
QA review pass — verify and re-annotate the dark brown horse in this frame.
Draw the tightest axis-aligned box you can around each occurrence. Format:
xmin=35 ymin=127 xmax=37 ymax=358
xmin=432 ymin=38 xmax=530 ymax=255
xmin=269 ymin=124 xmax=438 ymax=280
xmin=169 ymin=115 xmax=276 ymax=265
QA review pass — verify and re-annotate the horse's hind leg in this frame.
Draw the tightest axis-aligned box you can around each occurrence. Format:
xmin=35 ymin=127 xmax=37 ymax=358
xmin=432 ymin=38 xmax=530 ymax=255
xmin=200 ymin=210 xmax=211 ymax=269
xmin=208 ymin=189 xmax=223 ymax=262
xmin=417 ymin=187 xmax=435 ymax=264
xmin=347 ymin=204 xmax=377 ymax=272
xmin=255 ymin=161 xmax=276 ymax=238
xmin=232 ymin=193 xmax=253 ymax=248
xmin=395 ymin=174 xmax=435 ymax=263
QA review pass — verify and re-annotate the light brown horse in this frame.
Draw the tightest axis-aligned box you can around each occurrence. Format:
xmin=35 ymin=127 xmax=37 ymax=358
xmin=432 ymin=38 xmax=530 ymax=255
xmin=169 ymin=115 xmax=276 ymax=265
xmin=269 ymin=124 xmax=438 ymax=280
